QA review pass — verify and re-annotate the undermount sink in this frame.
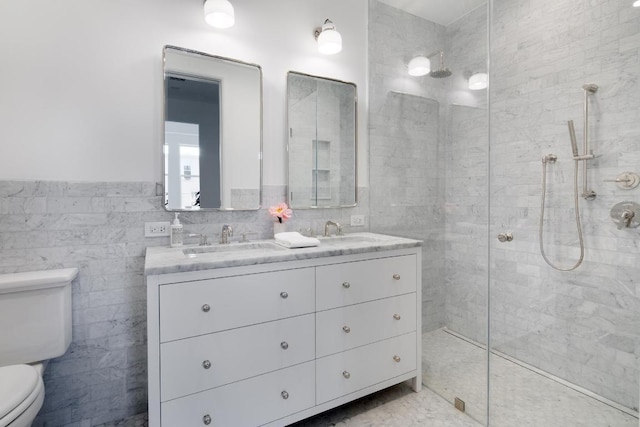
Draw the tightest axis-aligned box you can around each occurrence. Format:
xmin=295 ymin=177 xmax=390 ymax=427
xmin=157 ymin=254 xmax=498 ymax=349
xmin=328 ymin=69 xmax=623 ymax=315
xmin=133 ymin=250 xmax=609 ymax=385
xmin=183 ymin=241 xmax=285 ymax=256
xmin=318 ymin=234 xmax=383 ymax=244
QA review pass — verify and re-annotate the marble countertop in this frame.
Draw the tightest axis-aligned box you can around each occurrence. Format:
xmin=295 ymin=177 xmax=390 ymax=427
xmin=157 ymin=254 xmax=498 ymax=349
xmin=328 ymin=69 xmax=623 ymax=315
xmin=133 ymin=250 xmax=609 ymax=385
xmin=144 ymin=232 xmax=422 ymax=275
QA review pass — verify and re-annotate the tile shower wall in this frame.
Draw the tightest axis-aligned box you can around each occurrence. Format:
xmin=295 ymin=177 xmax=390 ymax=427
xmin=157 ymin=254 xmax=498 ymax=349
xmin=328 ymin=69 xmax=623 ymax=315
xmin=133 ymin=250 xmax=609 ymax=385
xmin=369 ymin=0 xmax=639 ymax=412
xmin=368 ymin=1 xmax=489 ymax=335
xmin=0 ymin=181 xmax=367 ymax=426
xmin=488 ymin=0 xmax=640 ymax=410
xmin=442 ymin=6 xmax=489 ymax=345
xmin=368 ymin=0 xmax=448 ymax=332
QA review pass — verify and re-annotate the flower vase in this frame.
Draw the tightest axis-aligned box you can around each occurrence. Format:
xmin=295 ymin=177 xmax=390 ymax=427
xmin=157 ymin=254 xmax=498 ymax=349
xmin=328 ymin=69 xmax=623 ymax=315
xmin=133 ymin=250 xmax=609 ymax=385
xmin=273 ymin=221 xmax=286 ymax=237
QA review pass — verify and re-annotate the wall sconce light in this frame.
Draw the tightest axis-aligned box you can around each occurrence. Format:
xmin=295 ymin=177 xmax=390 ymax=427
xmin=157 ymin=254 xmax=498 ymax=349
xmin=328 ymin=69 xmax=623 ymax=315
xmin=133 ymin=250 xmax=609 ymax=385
xmin=408 ymin=56 xmax=431 ymax=76
xmin=204 ymin=0 xmax=235 ymax=29
xmin=468 ymin=72 xmax=488 ymax=90
xmin=314 ymin=19 xmax=342 ymax=55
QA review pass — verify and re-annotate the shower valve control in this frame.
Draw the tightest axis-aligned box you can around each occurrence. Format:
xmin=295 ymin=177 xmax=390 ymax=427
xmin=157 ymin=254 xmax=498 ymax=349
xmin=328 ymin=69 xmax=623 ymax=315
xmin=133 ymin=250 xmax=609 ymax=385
xmin=497 ymin=232 xmax=513 ymax=243
xmin=604 ymin=172 xmax=640 ymax=190
xmin=610 ymin=201 xmax=640 ymax=230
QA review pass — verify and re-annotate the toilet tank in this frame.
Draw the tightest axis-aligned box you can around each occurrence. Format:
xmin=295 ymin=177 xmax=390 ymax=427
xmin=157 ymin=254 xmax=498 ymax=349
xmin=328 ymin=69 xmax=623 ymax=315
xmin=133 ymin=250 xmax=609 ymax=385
xmin=0 ymin=268 xmax=77 ymax=367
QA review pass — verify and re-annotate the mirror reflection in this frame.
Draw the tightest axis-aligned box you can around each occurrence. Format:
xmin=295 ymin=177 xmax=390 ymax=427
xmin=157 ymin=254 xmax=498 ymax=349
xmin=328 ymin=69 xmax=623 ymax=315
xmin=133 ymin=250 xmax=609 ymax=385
xmin=163 ymin=46 xmax=262 ymax=211
xmin=287 ymin=72 xmax=357 ymax=209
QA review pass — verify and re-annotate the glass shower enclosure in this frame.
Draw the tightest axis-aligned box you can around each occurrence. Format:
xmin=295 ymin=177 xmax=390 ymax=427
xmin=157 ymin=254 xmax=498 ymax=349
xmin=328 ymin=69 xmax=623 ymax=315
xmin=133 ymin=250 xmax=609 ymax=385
xmin=368 ymin=0 xmax=639 ymax=424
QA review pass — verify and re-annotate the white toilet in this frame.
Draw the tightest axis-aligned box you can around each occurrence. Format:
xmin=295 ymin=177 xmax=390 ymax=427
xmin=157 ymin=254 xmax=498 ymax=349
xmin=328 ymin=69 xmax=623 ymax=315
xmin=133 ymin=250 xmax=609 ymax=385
xmin=0 ymin=268 xmax=77 ymax=427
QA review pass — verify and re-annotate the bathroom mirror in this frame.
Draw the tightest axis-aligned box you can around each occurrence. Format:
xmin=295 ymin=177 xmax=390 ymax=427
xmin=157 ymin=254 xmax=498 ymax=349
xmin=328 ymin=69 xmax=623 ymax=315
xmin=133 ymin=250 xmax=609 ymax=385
xmin=163 ymin=45 xmax=262 ymax=211
xmin=287 ymin=72 xmax=357 ymax=209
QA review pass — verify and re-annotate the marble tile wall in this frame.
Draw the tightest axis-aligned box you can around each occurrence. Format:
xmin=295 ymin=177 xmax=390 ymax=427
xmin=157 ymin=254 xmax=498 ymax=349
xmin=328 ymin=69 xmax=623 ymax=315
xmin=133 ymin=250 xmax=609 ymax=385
xmin=369 ymin=0 xmax=639 ymax=413
xmin=0 ymin=181 xmax=368 ymax=426
xmin=487 ymin=0 xmax=640 ymax=410
xmin=441 ymin=5 xmax=489 ymax=345
xmin=368 ymin=0 xmax=448 ymax=332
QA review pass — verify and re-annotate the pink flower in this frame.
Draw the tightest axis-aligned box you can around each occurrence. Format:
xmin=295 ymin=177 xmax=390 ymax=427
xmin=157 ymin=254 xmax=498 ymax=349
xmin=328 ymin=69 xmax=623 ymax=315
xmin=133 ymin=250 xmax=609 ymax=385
xmin=269 ymin=203 xmax=293 ymax=223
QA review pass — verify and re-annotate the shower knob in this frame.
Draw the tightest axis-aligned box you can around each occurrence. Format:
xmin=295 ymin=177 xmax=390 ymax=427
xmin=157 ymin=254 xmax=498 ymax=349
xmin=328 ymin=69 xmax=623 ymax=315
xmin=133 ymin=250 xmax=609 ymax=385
xmin=497 ymin=232 xmax=513 ymax=242
xmin=610 ymin=201 xmax=640 ymax=230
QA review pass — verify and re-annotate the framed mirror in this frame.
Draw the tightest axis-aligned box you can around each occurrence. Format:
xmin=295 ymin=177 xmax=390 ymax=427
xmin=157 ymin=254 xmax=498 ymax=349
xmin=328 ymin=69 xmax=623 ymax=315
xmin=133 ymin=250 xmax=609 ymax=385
xmin=287 ymin=72 xmax=357 ymax=209
xmin=163 ymin=45 xmax=262 ymax=211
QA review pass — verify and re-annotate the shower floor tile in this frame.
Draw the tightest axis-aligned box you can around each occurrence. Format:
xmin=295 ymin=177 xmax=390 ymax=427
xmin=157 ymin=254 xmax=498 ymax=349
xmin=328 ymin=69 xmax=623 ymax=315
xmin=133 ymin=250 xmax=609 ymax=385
xmin=423 ymin=328 xmax=639 ymax=427
xmin=291 ymin=382 xmax=481 ymax=427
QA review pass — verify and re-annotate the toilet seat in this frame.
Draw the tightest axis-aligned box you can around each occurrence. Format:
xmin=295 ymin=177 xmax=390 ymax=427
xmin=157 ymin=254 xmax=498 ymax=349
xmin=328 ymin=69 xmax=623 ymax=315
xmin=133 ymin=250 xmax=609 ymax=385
xmin=0 ymin=364 xmax=44 ymax=427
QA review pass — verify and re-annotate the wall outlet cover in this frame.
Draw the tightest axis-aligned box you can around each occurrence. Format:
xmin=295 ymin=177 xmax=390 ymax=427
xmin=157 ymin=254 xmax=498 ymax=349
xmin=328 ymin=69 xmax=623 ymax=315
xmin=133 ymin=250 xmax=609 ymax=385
xmin=145 ymin=221 xmax=171 ymax=237
xmin=350 ymin=215 xmax=365 ymax=227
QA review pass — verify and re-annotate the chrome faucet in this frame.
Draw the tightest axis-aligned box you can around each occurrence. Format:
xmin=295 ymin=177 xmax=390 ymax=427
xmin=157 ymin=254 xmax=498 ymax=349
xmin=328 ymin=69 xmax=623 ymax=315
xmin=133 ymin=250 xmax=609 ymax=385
xmin=323 ymin=221 xmax=342 ymax=237
xmin=220 ymin=225 xmax=233 ymax=244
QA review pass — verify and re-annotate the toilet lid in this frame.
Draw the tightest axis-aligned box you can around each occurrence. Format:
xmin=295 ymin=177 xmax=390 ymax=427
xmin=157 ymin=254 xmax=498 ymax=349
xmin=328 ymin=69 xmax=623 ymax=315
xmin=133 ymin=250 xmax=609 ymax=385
xmin=0 ymin=364 xmax=39 ymax=420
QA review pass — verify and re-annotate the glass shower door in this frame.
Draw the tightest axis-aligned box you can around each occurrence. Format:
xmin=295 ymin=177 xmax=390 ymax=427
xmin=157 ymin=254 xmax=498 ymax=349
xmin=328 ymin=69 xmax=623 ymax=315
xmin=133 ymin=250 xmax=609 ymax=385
xmin=488 ymin=0 xmax=640 ymax=425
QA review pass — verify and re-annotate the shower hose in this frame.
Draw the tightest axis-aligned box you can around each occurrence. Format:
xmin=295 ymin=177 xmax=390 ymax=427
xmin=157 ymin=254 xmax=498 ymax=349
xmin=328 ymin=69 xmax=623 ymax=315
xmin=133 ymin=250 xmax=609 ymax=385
xmin=539 ymin=156 xmax=585 ymax=271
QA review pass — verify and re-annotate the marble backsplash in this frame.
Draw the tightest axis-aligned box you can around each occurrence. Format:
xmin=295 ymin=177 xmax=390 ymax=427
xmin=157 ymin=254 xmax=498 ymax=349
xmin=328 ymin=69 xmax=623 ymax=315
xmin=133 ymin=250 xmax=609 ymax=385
xmin=0 ymin=180 xmax=368 ymax=426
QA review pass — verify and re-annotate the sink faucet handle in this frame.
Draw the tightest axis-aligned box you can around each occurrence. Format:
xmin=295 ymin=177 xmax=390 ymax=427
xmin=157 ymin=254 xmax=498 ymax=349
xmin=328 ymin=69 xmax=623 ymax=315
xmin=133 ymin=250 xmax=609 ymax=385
xmin=298 ymin=227 xmax=315 ymax=237
xmin=220 ymin=224 xmax=233 ymax=244
xmin=240 ymin=232 xmax=258 ymax=243
xmin=187 ymin=233 xmax=210 ymax=246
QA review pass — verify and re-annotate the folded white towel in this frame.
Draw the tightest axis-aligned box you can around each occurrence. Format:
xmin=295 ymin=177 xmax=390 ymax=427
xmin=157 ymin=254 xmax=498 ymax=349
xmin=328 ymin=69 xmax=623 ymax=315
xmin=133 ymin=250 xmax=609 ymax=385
xmin=274 ymin=231 xmax=320 ymax=248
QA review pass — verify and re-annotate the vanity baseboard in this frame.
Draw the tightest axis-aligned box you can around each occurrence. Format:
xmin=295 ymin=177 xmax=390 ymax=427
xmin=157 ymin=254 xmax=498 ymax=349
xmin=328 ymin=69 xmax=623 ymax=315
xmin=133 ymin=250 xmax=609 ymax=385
xmin=147 ymin=246 xmax=422 ymax=427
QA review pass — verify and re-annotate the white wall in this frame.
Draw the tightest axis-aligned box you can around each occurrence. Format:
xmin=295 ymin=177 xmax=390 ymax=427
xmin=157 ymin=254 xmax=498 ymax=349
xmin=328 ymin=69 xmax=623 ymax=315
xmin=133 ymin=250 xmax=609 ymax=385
xmin=0 ymin=0 xmax=368 ymax=186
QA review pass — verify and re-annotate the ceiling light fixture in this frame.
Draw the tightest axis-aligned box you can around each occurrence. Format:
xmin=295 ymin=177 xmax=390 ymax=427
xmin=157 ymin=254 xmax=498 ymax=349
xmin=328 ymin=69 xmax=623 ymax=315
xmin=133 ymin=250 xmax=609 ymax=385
xmin=633 ymin=0 xmax=640 ymax=7
xmin=204 ymin=0 xmax=235 ymax=29
xmin=314 ymin=19 xmax=342 ymax=55
xmin=468 ymin=72 xmax=488 ymax=90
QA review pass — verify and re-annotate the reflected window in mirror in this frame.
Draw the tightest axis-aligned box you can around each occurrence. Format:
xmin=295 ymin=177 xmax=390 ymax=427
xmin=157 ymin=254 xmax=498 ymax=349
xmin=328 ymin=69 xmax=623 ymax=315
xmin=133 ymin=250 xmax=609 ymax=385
xmin=163 ymin=46 xmax=262 ymax=211
xmin=287 ymin=72 xmax=357 ymax=209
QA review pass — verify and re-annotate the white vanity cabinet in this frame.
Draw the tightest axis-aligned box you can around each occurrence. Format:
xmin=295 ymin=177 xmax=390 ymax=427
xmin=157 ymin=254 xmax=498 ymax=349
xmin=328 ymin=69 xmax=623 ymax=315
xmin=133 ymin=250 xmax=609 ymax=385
xmin=147 ymin=246 xmax=421 ymax=427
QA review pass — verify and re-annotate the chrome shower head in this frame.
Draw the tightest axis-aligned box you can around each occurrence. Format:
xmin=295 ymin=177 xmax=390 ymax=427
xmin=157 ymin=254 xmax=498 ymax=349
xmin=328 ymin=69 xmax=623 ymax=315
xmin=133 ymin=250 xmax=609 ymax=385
xmin=582 ymin=83 xmax=598 ymax=93
xmin=430 ymin=51 xmax=452 ymax=78
xmin=430 ymin=68 xmax=452 ymax=78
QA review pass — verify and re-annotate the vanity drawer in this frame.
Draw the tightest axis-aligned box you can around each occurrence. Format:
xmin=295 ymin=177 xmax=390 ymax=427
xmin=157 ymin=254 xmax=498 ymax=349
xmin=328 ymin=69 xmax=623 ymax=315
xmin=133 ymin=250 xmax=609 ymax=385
xmin=316 ymin=255 xmax=416 ymax=311
xmin=161 ymin=314 xmax=315 ymax=401
xmin=161 ymin=361 xmax=315 ymax=427
xmin=316 ymin=332 xmax=416 ymax=404
xmin=159 ymin=268 xmax=314 ymax=342
xmin=316 ymin=293 xmax=416 ymax=358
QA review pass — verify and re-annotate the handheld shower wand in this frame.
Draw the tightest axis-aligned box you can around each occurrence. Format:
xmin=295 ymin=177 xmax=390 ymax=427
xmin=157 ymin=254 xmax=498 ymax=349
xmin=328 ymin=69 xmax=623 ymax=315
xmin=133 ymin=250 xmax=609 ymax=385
xmin=539 ymin=83 xmax=598 ymax=271
xmin=567 ymin=120 xmax=579 ymax=158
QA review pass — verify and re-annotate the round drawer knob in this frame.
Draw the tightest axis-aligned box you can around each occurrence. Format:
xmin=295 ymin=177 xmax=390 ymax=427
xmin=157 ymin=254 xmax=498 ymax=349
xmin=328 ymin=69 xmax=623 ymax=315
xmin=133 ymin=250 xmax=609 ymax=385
xmin=393 ymin=314 xmax=401 ymax=320
xmin=393 ymin=274 xmax=401 ymax=280
xmin=202 ymin=360 xmax=212 ymax=369
xmin=343 ymin=371 xmax=351 ymax=379
xmin=342 ymin=326 xmax=351 ymax=333
xmin=342 ymin=282 xmax=351 ymax=288
xmin=393 ymin=355 xmax=401 ymax=363
xmin=280 ymin=291 xmax=289 ymax=299
xmin=202 ymin=304 xmax=211 ymax=312
xmin=281 ymin=341 xmax=289 ymax=350
xmin=202 ymin=414 xmax=212 ymax=425
xmin=281 ymin=390 xmax=289 ymax=400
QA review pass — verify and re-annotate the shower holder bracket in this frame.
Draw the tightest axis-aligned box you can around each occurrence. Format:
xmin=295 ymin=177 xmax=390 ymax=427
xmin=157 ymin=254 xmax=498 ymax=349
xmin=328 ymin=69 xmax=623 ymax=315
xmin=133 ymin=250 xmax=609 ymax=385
xmin=604 ymin=172 xmax=640 ymax=190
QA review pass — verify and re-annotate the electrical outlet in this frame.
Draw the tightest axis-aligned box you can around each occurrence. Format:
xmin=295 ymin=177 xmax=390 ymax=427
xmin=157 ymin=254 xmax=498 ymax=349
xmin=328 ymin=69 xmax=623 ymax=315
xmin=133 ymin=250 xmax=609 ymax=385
xmin=145 ymin=221 xmax=171 ymax=237
xmin=350 ymin=215 xmax=365 ymax=227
